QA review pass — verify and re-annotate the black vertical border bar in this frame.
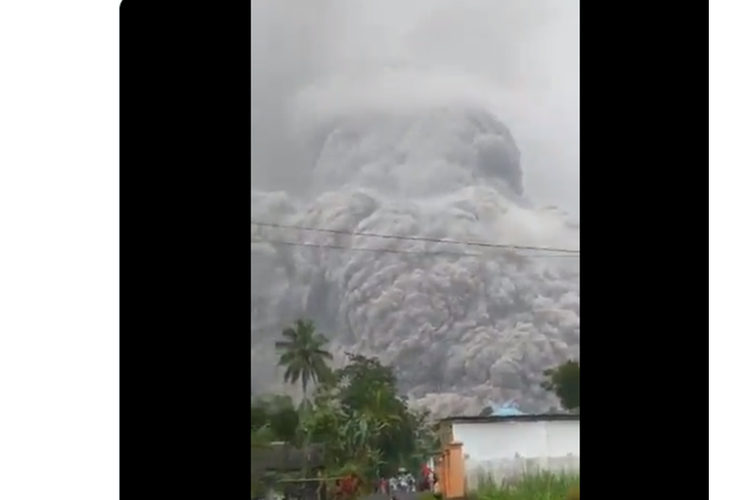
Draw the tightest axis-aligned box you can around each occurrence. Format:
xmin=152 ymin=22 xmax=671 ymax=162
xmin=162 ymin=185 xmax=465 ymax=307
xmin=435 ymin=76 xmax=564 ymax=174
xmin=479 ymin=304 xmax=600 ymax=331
xmin=121 ymin=2 xmax=252 ymax=496
xmin=582 ymin=0 xmax=707 ymax=498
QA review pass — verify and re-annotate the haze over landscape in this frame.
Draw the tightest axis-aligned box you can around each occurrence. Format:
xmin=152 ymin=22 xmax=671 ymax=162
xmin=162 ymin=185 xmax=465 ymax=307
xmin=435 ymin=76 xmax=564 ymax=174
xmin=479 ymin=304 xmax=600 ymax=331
xmin=251 ymin=0 xmax=579 ymax=417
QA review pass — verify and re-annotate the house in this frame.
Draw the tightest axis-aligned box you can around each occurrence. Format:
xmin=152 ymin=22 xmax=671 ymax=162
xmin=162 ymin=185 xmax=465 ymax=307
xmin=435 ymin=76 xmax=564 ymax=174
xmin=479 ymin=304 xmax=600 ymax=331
xmin=435 ymin=413 xmax=580 ymax=497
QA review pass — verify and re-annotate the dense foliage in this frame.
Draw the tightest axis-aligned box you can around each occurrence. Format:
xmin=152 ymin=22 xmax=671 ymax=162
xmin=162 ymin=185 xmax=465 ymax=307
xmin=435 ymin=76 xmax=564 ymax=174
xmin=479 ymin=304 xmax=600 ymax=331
xmin=252 ymin=320 xmax=439 ymax=483
xmin=541 ymin=360 xmax=580 ymax=411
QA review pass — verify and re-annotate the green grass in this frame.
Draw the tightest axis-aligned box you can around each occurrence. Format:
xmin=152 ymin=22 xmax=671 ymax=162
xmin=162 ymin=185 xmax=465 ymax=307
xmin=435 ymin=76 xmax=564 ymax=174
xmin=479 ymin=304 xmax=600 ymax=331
xmin=471 ymin=472 xmax=579 ymax=500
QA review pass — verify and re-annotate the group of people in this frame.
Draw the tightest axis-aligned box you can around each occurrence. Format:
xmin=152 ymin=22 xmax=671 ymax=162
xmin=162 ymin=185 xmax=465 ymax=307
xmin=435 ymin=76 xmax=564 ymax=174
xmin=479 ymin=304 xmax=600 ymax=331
xmin=375 ymin=465 xmax=437 ymax=496
xmin=256 ymin=464 xmax=438 ymax=500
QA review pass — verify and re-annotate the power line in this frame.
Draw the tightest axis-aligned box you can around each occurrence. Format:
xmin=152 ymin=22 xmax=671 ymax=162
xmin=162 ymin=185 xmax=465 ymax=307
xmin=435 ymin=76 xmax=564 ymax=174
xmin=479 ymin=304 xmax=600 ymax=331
xmin=251 ymin=220 xmax=580 ymax=255
xmin=251 ymin=237 xmax=580 ymax=258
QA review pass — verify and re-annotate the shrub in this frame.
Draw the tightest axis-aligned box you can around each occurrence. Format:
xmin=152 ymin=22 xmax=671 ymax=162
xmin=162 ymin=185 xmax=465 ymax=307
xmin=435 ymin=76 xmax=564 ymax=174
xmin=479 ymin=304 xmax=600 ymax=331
xmin=473 ymin=471 xmax=579 ymax=500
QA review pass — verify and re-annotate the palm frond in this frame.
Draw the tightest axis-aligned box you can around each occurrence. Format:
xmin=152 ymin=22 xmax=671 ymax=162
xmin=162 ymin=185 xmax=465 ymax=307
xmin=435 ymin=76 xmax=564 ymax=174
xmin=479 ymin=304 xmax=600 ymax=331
xmin=313 ymin=348 xmax=333 ymax=359
xmin=281 ymin=328 xmax=299 ymax=340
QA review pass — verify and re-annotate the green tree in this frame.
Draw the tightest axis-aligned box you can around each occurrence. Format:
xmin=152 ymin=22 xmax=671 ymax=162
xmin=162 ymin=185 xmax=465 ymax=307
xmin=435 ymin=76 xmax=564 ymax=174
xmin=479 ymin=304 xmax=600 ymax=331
xmin=541 ymin=360 xmax=580 ymax=410
xmin=270 ymin=406 xmax=301 ymax=443
xmin=251 ymin=404 xmax=268 ymax=431
xmin=276 ymin=319 xmax=333 ymax=402
xmin=257 ymin=347 xmax=439 ymax=482
xmin=336 ymin=352 xmax=399 ymax=411
xmin=333 ymin=353 xmax=425 ymax=476
xmin=252 ymin=394 xmax=300 ymax=442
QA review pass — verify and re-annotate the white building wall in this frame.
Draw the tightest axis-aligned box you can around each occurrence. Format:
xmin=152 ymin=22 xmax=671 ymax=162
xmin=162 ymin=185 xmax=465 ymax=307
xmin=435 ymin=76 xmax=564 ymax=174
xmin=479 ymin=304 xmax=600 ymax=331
xmin=452 ymin=419 xmax=579 ymax=487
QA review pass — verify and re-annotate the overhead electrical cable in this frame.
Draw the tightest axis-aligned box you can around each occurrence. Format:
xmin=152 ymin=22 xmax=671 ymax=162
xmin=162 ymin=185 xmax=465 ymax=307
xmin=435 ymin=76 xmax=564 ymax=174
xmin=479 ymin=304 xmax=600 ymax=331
xmin=251 ymin=220 xmax=579 ymax=255
xmin=251 ymin=237 xmax=580 ymax=258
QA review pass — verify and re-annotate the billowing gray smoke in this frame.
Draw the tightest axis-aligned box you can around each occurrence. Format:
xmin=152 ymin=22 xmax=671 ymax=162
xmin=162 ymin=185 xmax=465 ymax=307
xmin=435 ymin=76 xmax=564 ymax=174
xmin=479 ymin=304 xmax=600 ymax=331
xmin=251 ymin=107 xmax=579 ymax=416
xmin=251 ymin=0 xmax=579 ymax=416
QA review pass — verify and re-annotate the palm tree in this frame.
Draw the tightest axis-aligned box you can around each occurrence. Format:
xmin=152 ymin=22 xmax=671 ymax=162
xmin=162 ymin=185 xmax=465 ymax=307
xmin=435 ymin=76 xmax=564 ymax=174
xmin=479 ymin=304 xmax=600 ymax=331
xmin=276 ymin=319 xmax=333 ymax=403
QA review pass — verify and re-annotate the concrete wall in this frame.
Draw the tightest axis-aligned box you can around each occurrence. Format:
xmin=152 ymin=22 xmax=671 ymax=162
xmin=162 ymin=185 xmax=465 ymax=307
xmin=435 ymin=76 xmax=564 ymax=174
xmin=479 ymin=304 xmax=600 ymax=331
xmin=452 ymin=420 xmax=579 ymax=487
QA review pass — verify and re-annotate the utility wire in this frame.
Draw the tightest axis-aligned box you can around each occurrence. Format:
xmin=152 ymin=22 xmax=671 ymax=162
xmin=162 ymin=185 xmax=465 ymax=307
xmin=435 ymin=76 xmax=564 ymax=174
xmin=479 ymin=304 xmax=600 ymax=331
xmin=251 ymin=220 xmax=580 ymax=255
xmin=251 ymin=237 xmax=580 ymax=258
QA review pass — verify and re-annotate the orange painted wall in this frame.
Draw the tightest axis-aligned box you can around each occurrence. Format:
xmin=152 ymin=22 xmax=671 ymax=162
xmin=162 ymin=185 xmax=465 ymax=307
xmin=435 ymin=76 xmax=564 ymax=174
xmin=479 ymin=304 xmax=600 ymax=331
xmin=436 ymin=440 xmax=466 ymax=498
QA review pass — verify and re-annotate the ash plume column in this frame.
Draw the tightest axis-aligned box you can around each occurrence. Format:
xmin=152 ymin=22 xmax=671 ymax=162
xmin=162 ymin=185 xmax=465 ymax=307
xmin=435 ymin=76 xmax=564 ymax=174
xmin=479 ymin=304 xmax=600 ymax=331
xmin=251 ymin=0 xmax=579 ymax=416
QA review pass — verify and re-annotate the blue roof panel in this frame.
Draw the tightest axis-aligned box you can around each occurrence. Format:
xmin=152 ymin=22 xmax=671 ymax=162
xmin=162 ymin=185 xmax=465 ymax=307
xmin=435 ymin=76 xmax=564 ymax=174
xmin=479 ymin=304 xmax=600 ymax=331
xmin=491 ymin=402 xmax=525 ymax=416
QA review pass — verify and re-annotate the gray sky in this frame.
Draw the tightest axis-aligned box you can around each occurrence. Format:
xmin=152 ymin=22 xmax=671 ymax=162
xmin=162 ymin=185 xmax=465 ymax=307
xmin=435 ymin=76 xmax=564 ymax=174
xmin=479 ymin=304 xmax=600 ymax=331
xmin=251 ymin=0 xmax=579 ymax=215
